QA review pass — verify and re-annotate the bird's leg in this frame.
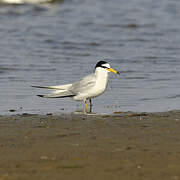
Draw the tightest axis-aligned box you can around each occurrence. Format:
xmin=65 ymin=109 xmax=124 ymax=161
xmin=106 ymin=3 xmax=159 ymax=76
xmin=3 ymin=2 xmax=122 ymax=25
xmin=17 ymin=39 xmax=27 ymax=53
xmin=89 ymin=99 xmax=93 ymax=107
xmin=84 ymin=99 xmax=87 ymax=113
xmin=89 ymin=99 xmax=93 ymax=113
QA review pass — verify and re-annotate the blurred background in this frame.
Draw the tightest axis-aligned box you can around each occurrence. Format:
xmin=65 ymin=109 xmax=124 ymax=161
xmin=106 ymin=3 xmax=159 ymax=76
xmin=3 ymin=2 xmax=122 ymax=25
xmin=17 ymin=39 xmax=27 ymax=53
xmin=0 ymin=0 xmax=180 ymax=114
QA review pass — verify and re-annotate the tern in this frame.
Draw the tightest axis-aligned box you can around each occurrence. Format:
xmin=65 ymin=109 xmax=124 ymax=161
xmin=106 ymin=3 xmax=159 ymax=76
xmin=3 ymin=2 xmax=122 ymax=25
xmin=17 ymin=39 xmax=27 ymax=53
xmin=32 ymin=61 xmax=120 ymax=113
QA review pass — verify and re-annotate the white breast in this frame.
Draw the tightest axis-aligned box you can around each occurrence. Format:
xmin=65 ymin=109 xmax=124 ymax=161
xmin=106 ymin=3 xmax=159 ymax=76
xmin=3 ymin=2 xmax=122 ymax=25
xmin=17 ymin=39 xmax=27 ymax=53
xmin=90 ymin=72 xmax=108 ymax=98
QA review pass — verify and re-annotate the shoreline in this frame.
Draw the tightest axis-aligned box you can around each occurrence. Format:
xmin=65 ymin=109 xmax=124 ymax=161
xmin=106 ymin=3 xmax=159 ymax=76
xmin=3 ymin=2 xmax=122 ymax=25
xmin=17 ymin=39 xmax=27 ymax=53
xmin=1 ymin=111 xmax=180 ymax=179
xmin=2 ymin=109 xmax=179 ymax=116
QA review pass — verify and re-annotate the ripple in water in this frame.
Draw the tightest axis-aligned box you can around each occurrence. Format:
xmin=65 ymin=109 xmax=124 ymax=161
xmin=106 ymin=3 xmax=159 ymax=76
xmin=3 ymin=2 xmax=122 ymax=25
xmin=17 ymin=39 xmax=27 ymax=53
xmin=0 ymin=0 xmax=180 ymax=114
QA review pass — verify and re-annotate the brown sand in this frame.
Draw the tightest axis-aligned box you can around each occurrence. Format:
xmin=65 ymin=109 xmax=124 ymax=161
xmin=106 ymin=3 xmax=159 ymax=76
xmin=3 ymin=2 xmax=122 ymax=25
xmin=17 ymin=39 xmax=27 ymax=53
xmin=0 ymin=111 xmax=180 ymax=180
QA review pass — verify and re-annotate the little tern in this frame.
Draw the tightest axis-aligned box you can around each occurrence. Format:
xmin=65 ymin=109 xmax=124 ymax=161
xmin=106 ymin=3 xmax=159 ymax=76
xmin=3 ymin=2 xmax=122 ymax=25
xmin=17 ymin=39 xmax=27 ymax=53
xmin=32 ymin=61 xmax=120 ymax=113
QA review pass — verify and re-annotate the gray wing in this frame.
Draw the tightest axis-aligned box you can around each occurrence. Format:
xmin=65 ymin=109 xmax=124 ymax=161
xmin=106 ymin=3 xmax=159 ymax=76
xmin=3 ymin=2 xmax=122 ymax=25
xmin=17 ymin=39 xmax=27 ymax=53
xmin=70 ymin=74 xmax=96 ymax=94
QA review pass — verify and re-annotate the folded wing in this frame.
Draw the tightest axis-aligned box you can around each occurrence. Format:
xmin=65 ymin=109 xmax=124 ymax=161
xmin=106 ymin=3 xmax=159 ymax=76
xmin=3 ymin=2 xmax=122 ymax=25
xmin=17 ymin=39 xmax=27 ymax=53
xmin=70 ymin=74 xmax=96 ymax=94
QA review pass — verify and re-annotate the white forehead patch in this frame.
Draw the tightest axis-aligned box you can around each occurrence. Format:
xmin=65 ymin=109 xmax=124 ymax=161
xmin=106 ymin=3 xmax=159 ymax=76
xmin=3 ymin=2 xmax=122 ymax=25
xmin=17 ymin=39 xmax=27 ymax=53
xmin=102 ymin=63 xmax=110 ymax=69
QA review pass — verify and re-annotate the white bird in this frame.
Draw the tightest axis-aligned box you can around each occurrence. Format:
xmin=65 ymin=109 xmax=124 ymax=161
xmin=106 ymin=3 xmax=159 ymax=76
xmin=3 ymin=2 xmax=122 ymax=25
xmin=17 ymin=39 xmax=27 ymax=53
xmin=32 ymin=61 xmax=120 ymax=113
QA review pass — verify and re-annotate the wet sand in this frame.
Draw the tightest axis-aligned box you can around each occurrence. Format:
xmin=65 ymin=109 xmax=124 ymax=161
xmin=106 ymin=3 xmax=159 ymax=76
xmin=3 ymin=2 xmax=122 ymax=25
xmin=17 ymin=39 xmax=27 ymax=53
xmin=0 ymin=111 xmax=180 ymax=180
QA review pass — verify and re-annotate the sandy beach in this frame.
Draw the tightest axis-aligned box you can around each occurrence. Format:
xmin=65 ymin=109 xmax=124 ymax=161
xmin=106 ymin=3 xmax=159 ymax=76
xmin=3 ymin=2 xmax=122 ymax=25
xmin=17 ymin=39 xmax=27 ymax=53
xmin=0 ymin=111 xmax=180 ymax=180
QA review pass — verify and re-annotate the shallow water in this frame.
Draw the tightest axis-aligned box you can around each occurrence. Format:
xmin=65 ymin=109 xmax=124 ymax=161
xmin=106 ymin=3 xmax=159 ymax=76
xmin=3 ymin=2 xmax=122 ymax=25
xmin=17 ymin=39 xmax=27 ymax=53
xmin=0 ymin=0 xmax=180 ymax=115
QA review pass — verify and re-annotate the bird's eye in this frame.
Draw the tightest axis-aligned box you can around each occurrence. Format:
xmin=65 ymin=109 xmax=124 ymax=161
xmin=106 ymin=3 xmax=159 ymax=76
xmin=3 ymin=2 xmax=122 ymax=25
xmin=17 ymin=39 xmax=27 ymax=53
xmin=101 ymin=66 xmax=108 ymax=69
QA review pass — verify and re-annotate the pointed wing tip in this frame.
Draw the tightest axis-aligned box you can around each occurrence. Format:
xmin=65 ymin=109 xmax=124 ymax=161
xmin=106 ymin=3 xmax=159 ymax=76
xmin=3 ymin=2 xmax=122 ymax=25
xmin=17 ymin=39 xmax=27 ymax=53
xmin=37 ymin=95 xmax=44 ymax=97
xmin=31 ymin=86 xmax=43 ymax=88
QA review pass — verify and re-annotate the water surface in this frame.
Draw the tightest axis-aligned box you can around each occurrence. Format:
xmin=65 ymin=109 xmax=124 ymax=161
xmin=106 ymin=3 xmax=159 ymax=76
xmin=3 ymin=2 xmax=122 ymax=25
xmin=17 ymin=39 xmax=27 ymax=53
xmin=0 ymin=0 xmax=180 ymax=114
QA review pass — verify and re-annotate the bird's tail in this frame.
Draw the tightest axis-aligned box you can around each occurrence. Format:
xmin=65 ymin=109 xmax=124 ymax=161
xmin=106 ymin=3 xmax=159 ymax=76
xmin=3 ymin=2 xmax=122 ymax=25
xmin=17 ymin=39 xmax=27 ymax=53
xmin=31 ymin=84 xmax=72 ymax=90
xmin=32 ymin=84 xmax=74 ymax=98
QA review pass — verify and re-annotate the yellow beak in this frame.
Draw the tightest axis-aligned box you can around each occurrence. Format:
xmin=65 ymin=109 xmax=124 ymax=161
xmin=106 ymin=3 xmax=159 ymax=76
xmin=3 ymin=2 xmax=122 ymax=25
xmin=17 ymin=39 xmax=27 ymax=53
xmin=107 ymin=68 xmax=120 ymax=74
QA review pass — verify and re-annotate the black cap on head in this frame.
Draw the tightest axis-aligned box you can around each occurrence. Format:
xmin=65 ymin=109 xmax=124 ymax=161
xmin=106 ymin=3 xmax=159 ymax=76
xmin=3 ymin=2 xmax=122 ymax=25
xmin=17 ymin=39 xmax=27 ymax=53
xmin=95 ymin=61 xmax=108 ymax=68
